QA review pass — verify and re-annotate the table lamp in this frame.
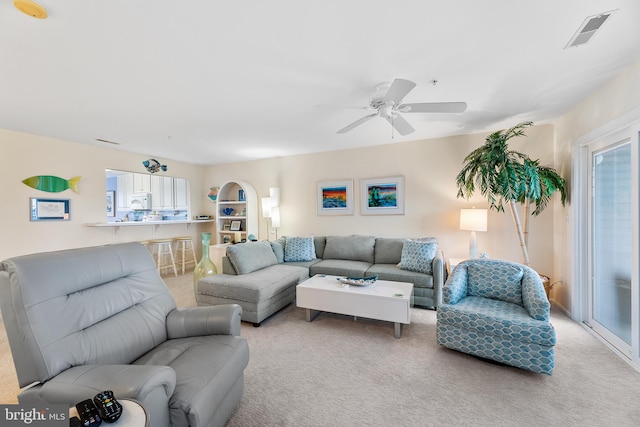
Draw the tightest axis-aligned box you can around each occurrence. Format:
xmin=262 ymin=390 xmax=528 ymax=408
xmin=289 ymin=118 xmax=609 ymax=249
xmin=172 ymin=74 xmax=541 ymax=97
xmin=459 ymin=208 xmax=487 ymax=258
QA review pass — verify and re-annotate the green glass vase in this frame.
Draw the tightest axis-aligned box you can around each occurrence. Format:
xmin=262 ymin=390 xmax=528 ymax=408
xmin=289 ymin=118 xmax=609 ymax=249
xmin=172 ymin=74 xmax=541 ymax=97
xmin=193 ymin=232 xmax=217 ymax=291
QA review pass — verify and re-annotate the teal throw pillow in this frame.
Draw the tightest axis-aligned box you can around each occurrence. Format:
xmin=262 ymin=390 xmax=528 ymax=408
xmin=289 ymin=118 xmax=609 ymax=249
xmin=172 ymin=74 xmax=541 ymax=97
xmin=284 ymin=236 xmax=316 ymax=262
xmin=399 ymin=240 xmax=437 ymax=274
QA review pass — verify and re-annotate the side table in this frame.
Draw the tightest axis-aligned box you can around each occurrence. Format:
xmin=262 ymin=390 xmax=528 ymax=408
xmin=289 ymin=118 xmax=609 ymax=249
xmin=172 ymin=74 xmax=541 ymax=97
xmin=70 ymin=398 xmax=148 ymax=427
xmin=210 ymin=243 xmax=229 ymax=274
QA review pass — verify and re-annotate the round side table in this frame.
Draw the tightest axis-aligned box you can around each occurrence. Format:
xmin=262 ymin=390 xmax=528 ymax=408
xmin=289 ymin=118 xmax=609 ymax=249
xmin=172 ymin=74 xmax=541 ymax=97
xmin=70 ymin=398 xmax=148 ymax=427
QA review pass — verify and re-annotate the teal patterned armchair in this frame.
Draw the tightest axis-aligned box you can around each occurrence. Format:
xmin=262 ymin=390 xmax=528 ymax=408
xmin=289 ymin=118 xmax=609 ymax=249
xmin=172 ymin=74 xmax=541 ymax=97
xmin=436 ymin=259 xmax=556 ymax=375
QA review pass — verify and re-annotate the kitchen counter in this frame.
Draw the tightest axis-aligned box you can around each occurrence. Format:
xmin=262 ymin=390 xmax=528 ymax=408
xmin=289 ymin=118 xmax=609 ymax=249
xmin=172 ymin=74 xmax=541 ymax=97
xmin=84 ymin=219 xmax=214 ymax=239
xmin=85 ymin=219 xmax=214 ymax=227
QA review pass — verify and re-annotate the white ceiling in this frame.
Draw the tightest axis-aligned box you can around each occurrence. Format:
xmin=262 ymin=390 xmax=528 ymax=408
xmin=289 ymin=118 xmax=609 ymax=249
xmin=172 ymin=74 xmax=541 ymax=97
xmin=2 ymin=1 xmax=640 ymax=165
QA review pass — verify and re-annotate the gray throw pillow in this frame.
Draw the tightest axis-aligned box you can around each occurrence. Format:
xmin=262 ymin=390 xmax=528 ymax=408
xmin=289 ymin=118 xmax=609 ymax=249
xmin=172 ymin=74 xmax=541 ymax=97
xmin=270 ymin=237 xmax=286 ymax=263
xmin=227 ymin=241 xmax=278 ymax=274
xmin=374 ymin=238 xmax=408 ymax=264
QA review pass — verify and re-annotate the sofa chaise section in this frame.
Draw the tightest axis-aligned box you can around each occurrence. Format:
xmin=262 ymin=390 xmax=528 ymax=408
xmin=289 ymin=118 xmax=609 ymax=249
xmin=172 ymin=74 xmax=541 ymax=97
xmin=196 ymin=240 xmax=309 ymax=325
xmin=197 ymin=263 xmax=308 ymax=325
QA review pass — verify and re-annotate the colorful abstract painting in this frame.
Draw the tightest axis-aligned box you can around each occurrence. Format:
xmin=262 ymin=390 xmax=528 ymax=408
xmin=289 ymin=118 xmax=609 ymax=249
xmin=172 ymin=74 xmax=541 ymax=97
xmin=317 ymin=179 xmax=354 ymax=215
xmin=322 ymin=186 xmax=348 ymax=208
xmin=366 ymin=183 xmax=397 ymax=208
xmin=361 ymin=176 xmax=405 ymax=215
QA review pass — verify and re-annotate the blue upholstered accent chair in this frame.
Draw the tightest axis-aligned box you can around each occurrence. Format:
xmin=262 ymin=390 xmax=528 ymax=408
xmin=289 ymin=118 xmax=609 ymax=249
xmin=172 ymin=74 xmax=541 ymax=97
xmin=436 ymin=259 xmax=556 ymax=375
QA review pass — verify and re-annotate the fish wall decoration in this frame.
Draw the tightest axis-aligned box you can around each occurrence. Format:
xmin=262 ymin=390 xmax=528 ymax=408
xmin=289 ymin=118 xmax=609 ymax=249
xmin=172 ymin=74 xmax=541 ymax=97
xmin=142 ymin=159 xmax=168 ymax=174
xmin=22 ymin=175 xmax=81 ymax=194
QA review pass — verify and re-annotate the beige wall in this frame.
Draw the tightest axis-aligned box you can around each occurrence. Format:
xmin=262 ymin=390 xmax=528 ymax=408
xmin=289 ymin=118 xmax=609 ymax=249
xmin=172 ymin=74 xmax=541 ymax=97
xmin=554 ymin=58 xmax=640 ymax=315
xmin=0 ymin=115 xmax=562 ymax=300
xmin=203 ymin=124 xmax=557 ymax=278
xmin=0 ymin=129 xmax=208 ymax=262
xmin=3 ymin=59 xmax=639 ymax=320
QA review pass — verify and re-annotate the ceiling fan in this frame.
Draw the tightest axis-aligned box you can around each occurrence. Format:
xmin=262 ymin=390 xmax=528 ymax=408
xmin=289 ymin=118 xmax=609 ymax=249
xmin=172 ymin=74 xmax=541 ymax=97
xmin=337 ymin=78 xmax=467 ymax=136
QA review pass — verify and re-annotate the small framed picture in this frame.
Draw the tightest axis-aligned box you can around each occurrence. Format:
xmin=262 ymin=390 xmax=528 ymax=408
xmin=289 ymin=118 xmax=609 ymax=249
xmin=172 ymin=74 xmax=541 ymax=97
xmin=317 ymin=179 xmax=354 ymax=216
xmin=106 ymin=191 xmax=115 ymax=217
xmin=230 ymin=220 xmax=242 ymax=231
xmin=360 ymin=176 xmax=405 ymax=215
xmin=30 ymin=198 xmax=70 ymax=221
xmin=223 ymin=223 xmax=231 ymax=231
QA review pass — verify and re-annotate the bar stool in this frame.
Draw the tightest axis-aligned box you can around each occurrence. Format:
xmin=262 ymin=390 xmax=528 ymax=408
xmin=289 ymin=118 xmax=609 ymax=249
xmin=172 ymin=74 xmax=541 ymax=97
xmin=149 ymin=238 xmax=177 ymax=276
xmin=173 ymin=236 xmax=197 ymax=274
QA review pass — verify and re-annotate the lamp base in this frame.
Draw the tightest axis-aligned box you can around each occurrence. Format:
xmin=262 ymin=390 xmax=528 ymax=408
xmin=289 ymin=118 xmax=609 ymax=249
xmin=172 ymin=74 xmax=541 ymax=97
xmin=468 ymin=231 xmax=478 ymax=259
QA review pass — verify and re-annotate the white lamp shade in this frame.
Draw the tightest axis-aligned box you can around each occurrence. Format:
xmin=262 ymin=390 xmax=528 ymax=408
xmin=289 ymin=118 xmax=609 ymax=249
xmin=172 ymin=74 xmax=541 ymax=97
xmin=270 ymin=206 xmax=281 ymax=228
xmin=459 ymin=208 xmax=488 ymax=232
xmin=269 ymin=187 xmax=280 ymax=207
xmin=261 ymin=197 xmax=272 ymax=218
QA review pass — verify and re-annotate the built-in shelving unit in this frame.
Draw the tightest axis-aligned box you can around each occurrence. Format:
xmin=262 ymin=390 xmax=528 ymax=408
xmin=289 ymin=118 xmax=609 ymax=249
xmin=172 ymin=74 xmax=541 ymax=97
xmin=215 ymin=180 xmax=258 ymax=244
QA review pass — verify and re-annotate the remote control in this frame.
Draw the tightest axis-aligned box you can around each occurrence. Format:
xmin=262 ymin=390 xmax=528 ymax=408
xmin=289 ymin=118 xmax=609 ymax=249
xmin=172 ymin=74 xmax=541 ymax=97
xmin=75 ymin=399 xmax=102 ymax=427
xmin=93 ymin=390 xmax=123 ymax=423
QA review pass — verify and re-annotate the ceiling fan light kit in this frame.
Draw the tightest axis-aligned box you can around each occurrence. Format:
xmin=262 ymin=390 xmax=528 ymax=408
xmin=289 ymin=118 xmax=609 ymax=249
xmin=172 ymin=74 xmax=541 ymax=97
xmin=337 ymin=78 xmax=467 ymax=136
xmin=14 ymin=0 xmax=48 ymax=19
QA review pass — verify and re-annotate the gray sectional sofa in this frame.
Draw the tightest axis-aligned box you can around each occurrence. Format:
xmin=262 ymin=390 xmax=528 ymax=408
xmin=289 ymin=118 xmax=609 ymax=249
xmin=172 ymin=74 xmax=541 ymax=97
xmin=196 ymin=234 xmax=445 ymax=325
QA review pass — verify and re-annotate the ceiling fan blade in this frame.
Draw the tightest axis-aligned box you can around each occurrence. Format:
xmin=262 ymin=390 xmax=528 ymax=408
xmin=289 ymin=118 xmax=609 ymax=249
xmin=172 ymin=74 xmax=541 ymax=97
xmin=384 ymin=79 xmax=417 ymax=105
xmin=385 ymin=113 xmax=415 ymax=136
xmin=399 ymin=102 xmax=467 ymax=113
xmin=337 ymin=113 xmax=378 ymax=134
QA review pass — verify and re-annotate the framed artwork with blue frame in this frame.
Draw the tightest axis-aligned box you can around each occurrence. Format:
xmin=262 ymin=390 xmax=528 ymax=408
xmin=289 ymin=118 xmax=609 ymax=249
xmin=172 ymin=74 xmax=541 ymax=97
xmin=30 ymin=198 xmax=70 ymax=221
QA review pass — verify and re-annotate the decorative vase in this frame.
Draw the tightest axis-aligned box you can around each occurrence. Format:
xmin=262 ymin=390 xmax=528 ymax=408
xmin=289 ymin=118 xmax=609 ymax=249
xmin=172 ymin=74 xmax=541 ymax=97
xmin=193 ymin=232 xmax=217 ymax=291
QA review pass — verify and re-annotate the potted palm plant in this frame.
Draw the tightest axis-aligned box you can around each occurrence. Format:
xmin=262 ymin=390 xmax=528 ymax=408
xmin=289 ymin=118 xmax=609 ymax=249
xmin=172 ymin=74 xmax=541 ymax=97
xmin=455 ymin=121 xmax=566 ymax=267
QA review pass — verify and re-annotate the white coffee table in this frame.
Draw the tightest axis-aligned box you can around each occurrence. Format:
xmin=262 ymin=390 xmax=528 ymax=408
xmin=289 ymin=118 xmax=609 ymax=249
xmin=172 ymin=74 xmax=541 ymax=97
xmin=296 ymin=274 xmax=413 ymax=338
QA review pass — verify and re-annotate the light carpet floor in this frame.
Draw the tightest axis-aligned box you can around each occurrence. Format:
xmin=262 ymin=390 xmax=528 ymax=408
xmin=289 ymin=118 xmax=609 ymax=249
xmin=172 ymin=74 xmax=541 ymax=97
xmin=2 ymin=273 xmax=640 ymax=426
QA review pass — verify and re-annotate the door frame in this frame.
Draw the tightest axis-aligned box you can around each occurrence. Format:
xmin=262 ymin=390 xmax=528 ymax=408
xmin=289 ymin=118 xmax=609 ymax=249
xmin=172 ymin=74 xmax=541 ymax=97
xmin=586 ymin=137 xmax=632 ymax=357
xmin=571 ymin=109 xmax=640 ymax=370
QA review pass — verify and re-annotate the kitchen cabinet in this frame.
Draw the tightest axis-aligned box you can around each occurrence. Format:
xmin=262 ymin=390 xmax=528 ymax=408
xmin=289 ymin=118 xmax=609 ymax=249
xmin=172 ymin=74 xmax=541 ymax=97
xmin=151 ymin=175 xmax=174 ymax=209
xmin=133 ymin=173 xmax=151 ymax=193
xmin=116 ymin=173 xmax=150 ymax=210
xmin=173 ymin=178 xmax=190 ymax=210
xmin=116 ymin=174 xmax=133 ymax=210
xmin=107 ymin=170 xmax=192 ymax=218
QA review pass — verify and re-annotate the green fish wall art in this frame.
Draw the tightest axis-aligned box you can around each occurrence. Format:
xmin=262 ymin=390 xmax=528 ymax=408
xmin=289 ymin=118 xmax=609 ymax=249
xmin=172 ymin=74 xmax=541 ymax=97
xmin=22 ymin=175 xmax=81 ymax=194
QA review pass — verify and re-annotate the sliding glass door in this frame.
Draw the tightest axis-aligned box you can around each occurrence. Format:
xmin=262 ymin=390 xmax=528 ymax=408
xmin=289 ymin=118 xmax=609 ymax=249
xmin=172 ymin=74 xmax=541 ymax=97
xmin=588 ymin=140 xmax=632 ymax=355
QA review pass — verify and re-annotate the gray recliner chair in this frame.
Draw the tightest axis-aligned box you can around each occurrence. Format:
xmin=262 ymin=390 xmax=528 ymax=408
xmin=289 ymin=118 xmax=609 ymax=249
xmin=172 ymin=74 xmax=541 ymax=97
xmin=0 ymin=242 xmax=249 ymax=427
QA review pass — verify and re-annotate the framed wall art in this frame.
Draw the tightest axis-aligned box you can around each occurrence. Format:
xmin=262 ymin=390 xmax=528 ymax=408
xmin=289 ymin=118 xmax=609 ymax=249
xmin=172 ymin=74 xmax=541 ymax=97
xmin=106 ymin=191 xmax=115 ymax=217
xmin=317 ymin=179 xmax=354 ymax=215
xmin=30 ymin=198 xmax=71 ymax=221
xmin=230 ymin=220 xmax=242 ymax=231
xmin=360 ymin=176 xmax=405 ymax=215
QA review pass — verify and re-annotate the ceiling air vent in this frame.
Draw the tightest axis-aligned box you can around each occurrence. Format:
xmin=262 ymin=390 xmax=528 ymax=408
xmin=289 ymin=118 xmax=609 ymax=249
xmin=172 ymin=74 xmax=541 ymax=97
xmin=565 ymin=10 xmax=617 ymax=49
